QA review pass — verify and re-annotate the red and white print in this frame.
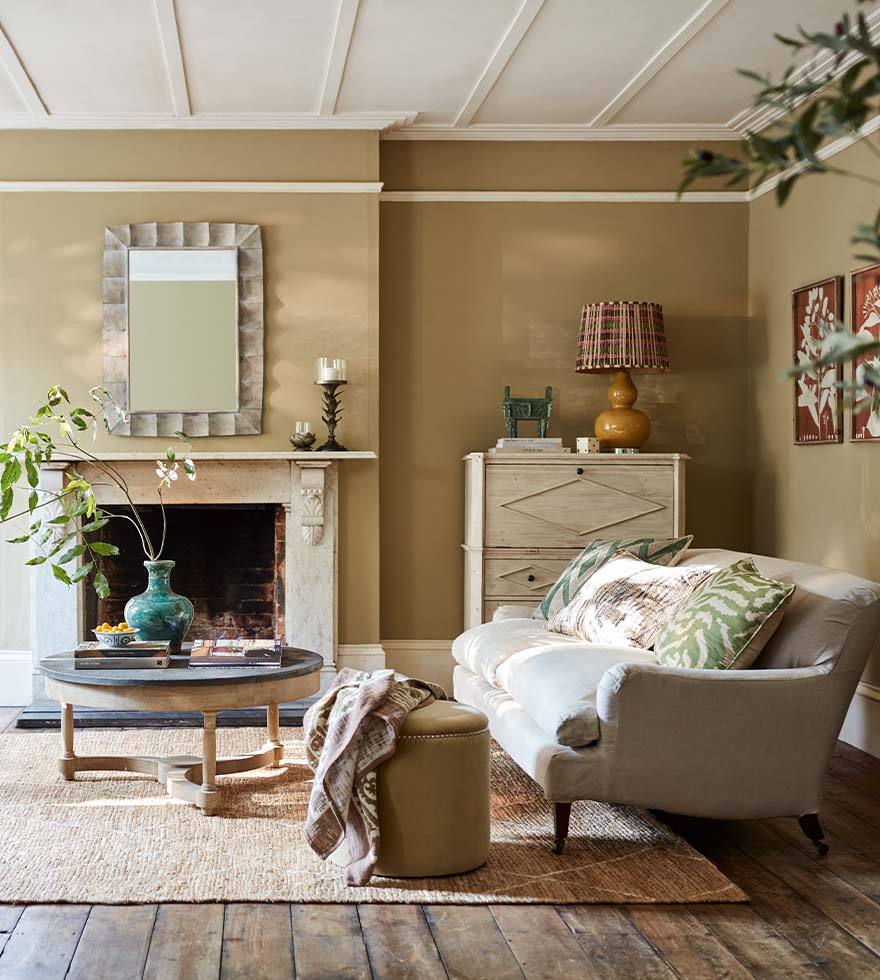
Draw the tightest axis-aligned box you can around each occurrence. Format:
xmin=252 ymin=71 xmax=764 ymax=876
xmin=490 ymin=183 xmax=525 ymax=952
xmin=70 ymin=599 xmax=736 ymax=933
xmin=792 ymin=277 xmax=843 ymax=445
xmin=851 ymin=263 xmax=880 ymax=442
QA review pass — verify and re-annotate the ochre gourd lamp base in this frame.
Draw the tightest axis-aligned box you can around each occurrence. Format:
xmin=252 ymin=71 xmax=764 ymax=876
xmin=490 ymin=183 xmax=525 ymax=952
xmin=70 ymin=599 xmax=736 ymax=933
xmin=594 ymin=370 xmax=651 ymax=451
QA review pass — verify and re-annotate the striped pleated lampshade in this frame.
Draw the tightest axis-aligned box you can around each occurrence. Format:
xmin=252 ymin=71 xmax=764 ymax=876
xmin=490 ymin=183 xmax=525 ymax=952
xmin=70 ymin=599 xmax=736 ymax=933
xmin=576 ymin=301 xmax=669 ymax=373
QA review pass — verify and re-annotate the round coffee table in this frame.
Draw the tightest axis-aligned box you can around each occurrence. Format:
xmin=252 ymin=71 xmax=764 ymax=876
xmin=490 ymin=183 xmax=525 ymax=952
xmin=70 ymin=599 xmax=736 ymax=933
xmin=40 ymin=649 xmax=322 ymax=816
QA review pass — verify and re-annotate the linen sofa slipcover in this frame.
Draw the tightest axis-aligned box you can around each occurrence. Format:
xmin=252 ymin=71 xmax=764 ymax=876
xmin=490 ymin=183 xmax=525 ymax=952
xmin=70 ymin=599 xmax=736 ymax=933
xmin=452 ymin=549 xmax=880 ymax=854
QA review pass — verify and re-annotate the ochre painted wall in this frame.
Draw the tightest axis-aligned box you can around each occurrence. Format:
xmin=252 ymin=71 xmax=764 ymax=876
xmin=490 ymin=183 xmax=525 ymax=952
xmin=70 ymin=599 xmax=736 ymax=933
xmin=749 ymin=142 xmax=880 ymax=688
xmin=0 ymin=131 xmax=379 ymax=651
xmin=380 ymin=142 xmax=750 ymax=641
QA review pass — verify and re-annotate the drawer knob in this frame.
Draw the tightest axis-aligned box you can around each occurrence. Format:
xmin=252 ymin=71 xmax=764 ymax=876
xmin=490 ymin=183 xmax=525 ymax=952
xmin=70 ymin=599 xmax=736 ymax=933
xmin=527 ymin=574 xmax=536 ymax=582
xmin=576 ymin=467 xmax=584 ymax=475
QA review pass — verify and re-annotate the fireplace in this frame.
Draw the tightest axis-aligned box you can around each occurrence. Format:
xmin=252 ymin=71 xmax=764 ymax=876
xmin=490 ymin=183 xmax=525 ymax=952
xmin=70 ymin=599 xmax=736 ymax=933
xmin=83 ymin=504 xmax=286 ymax=642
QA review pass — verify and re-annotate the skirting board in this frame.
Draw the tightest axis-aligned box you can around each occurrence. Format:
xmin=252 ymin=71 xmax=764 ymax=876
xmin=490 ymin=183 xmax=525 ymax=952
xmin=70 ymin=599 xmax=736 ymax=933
xmin=0 ymin=650 xmax=33 ymax=707
xmin=337 ymin=644 xmax=386 ymax=674
xmin=381 ymin=640 xmax=454 ymax=692
xmin=840 ymin=682 xmax=880 ymax=760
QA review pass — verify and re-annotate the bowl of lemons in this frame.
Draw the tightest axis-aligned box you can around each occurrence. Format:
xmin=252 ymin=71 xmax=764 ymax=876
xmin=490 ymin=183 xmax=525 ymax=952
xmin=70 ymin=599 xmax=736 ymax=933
xmin=94 ymin=622 xmax=139 ymax=647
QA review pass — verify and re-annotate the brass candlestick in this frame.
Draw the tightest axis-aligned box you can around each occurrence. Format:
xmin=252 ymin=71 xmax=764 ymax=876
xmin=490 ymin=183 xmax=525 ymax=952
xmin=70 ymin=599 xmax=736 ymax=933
xmin=316 ymin=381 xmax=348 ymax=452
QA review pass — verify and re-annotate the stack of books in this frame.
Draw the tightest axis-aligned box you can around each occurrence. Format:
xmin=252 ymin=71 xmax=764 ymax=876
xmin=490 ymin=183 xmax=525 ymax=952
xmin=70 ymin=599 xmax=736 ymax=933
xmin=189 ymin=639 xmax=283 ymax=668
xmin=74 ymin=641 xmax=171 ymax=670
xmin=488 ymin=437 xmax=570 ymax=456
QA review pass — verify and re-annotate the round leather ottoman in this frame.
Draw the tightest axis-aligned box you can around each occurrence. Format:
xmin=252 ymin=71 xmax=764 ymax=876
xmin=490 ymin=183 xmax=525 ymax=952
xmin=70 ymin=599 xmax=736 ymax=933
xmin=374 ymin=700 xmax=490 ymax=878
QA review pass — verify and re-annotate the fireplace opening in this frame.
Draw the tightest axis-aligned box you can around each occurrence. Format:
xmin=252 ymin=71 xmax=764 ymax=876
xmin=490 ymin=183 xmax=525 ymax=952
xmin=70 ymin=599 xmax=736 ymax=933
xmin=83 ymin=504 xmax=286 ymax=642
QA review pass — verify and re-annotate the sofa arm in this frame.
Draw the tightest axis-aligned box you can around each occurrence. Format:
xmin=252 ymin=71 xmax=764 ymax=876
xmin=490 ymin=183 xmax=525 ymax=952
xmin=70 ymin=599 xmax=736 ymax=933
xmin=594 ymin=662 xmax=844 ymax=819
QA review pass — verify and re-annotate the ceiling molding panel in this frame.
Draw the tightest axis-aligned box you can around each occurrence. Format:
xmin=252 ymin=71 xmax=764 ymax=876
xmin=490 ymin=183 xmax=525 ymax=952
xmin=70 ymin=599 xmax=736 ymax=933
xmin=0 ymin=110 xmax=417 ymax=131
xmin=454 ymin=0 xmax=545 ymax=127
xmin=589 ymin=0 xmax=732 ymax=126
xmin=154 ymin=0 xmax=190 ymax=116
xmin=0 ymin=23 xmax=46 ymax=115
xmin=319 ymin=0 xmax=360 ymax=114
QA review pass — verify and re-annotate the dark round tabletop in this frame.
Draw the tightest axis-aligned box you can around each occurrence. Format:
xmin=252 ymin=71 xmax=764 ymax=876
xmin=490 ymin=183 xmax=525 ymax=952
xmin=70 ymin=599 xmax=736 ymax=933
xmin=39 ymin=647 xmax=323 ymax=687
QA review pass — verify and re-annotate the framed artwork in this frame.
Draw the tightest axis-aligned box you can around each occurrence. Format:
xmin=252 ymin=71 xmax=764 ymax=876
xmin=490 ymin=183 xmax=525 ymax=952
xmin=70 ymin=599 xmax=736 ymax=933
xmin=851 ymin=262 xmax=880 ymax=441
xmin=792 ymin=276 xmax=844 ymax=445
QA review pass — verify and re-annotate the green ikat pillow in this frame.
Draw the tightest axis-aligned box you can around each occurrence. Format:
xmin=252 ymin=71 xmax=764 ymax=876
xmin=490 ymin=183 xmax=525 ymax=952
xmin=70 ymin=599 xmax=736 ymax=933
xmin=653 ymin=557 xmax=796 ymax=671
xmin=534 ymin=535 xmax=693 ymax=622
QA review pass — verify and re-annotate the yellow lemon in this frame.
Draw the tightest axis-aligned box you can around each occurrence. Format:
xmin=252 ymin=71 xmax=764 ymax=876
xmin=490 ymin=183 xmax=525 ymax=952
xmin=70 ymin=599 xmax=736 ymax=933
xmin=117 ymin=622 xmax=129 ymax=631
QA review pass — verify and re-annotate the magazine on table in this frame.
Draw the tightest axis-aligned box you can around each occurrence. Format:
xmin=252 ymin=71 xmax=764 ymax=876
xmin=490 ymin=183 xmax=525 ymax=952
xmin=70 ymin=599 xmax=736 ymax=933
xmin=189 ymin=639 xmax=283 ymax=668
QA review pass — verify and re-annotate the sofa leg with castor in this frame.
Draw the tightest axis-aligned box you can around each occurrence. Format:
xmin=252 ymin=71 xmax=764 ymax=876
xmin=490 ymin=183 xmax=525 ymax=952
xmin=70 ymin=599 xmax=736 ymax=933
xmin=553 ymin=802 xmax=572 ymax=854
xmin=799 ymin=813 xmax=829 ymax=856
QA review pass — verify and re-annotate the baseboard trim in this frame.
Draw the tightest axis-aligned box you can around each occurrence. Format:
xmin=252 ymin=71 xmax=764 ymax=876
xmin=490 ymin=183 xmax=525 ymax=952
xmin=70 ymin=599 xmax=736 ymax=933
xmin=840 ymin=681 xmax=880 ymax=760
xmin=0 ymin=650 xmax=33 ymax=707
xmin=381 ymin=640 xmax=455 ymax=691
xmin=337 ymin=644 xmax=386 ymax=672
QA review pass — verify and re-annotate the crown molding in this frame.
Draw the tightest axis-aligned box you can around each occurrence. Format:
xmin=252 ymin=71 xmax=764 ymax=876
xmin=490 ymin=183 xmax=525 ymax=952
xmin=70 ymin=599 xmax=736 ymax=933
xmin=0 ymin=180 xmax=383 ymax=193
xmin=729 ymin=7 xmax=880 ymax=133
xmin=749 ymin=112 xmax=880 ymax=202
xmin=382 ymin=123 xmax=741 ymax=141
xmin=0 ymin=111 xmax=418 ymax=131
xmin=380 ymin=189 xmax=747 ymax=202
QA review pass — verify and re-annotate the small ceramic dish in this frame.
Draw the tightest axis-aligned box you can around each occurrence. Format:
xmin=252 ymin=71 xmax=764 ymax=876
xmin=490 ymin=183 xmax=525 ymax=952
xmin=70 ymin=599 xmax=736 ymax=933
xmin=93 ymin=628 xmax=139 ymax=648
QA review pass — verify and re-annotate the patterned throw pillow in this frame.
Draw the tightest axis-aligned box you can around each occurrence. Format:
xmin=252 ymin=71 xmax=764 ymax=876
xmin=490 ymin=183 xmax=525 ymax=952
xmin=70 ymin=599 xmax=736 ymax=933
xmin=547 ymin=551 xmax=714 ymax=649
xmin=653 ymin=558 xmax=795 ymax=670
xmin=534 ymin=535 xmax=693 ymax=621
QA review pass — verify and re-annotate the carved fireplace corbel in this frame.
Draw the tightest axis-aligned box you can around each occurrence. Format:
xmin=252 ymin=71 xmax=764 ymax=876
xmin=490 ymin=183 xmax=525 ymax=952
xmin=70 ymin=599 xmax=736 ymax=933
xmin=297 ymin=461 xmax=331 ymax=546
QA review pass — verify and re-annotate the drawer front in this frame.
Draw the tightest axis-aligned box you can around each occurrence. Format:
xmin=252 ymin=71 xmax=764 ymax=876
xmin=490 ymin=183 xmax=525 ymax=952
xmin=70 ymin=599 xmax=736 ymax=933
xmin=483 ymin=599 xmax=538 ymax=622
xmin=484 ymin=557 xmax=570 ymax=598
xmin=485 ymin=463 xmax=675 ymax=548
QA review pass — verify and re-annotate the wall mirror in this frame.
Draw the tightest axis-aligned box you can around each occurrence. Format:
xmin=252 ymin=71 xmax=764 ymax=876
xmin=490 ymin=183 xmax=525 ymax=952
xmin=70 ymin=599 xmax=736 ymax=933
xmin=102 ymin=222 xmax=264 ymax=437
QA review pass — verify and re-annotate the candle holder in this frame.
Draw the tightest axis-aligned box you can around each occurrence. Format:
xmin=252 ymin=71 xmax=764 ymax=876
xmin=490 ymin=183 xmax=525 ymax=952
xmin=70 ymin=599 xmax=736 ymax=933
xmin=290 ymin=420 xmax=316 ymax=451
xmin=316 ymin=381 xmax=348 ymax=452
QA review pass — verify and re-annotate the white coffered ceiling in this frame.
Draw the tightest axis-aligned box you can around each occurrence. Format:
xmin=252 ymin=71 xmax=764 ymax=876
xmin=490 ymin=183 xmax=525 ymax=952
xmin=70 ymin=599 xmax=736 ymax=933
xmin=0 ymin=0 xmax=869 ymax=139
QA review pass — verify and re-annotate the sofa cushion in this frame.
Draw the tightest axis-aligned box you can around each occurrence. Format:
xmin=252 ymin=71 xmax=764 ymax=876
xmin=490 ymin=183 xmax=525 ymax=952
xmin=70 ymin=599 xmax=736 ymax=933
xmin=534 ymin=535 xmax=693 ymax=621
xmin=653 ymin=557 xmax=795 ymax=670
xmin=451 ymin=618 xmax=654 ymax=746
xmin=678 ymin=549 xmax=880 ymax=670
xmin=547 ymin=552 xmax=714 ymax=648
xmin=495 ymin=643 xmax=657 ymax=747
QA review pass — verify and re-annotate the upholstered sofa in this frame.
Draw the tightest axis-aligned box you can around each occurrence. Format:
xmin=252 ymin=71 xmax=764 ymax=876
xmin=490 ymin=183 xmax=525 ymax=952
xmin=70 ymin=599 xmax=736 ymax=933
xmin=452 ymin=549 xmax=880 ymax=854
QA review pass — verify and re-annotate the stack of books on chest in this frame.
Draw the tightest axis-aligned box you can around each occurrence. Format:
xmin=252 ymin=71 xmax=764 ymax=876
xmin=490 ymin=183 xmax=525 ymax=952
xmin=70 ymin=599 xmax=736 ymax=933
xmin=189 ymin=639 xmax=283 ymax=668
xmin=489 ymin=438 xmax=570 ymax=456
xmin=74 ymin=641 xmax=171 ymax=669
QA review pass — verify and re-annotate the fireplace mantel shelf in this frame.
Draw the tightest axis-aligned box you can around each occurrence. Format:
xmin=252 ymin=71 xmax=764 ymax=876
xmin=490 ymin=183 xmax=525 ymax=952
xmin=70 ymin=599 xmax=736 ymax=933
xmin=46 ymin=451 xmax=377 ymax=462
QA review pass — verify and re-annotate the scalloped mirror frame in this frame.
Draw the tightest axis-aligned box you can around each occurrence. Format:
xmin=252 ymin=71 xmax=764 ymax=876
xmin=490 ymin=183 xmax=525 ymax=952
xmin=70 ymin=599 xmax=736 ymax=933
xmin=102 ymin=221 xmax=264 ymax=437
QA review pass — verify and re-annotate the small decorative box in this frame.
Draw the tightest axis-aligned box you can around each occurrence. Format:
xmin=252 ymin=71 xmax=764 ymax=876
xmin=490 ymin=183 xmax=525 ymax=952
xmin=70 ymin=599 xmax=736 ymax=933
xmin=576 ymin=437 xmax=601 ymax=454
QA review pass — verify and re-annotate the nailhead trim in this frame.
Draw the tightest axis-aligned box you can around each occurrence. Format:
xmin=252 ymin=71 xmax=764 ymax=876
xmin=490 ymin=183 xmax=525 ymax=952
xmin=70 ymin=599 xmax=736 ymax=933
xmin=398 ymin=728 xmax=489 ymax=741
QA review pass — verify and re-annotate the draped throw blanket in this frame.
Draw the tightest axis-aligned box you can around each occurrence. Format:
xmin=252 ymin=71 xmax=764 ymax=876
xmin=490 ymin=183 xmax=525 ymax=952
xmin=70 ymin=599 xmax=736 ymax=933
xmin=303 ymin=668 xmax=447 ymax=885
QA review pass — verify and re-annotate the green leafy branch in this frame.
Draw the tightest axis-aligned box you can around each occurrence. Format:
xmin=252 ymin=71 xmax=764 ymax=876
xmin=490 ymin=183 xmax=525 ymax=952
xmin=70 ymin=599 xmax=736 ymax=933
xmin=679 ymin=2 xmax=880 ymax=398
xmin=1 ymin=385 xmax=196 ymax=599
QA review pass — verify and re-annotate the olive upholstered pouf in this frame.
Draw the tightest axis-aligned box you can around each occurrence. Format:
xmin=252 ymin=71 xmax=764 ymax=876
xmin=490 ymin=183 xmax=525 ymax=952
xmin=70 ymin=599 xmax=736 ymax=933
xmin=374 ymin=700 xmax=490 ymax=878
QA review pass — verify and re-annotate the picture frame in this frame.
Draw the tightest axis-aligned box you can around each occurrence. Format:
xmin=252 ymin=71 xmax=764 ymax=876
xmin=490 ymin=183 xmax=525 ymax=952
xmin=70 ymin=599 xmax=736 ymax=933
xmin=792 ymin=275 xmax=844 ymax=445
xmin=850 ymin=262 xmax=880 ymax=442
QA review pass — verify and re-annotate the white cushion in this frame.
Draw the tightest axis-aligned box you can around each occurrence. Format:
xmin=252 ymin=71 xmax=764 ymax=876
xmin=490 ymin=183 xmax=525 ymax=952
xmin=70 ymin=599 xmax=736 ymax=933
xmin=495 ymin=643 xmax=656 ymax=747
xmin=452 ymin=618 xmax=654 ymax=747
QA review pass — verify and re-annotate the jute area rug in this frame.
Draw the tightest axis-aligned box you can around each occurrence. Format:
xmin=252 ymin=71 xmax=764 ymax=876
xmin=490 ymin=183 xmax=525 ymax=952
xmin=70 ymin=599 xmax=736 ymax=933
xmin=0 ymin=728 xmax=745 ymax=905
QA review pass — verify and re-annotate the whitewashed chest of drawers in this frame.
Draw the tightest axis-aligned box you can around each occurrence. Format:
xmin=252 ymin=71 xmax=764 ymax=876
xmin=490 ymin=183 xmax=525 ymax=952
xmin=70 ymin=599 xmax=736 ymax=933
xmin=463 ymin=453 xmax=687 ymax=628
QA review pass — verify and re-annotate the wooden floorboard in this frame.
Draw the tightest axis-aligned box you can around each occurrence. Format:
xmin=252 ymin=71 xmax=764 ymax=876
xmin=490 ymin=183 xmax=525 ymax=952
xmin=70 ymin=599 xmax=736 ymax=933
xmin=0 ymin=741 xmax=876 ymax=979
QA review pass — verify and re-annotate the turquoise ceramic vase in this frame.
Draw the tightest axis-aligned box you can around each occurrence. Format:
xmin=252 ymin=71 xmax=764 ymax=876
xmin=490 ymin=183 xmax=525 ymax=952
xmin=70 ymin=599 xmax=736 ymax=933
xmin=124 ymin=560 xmax=194 ymax=652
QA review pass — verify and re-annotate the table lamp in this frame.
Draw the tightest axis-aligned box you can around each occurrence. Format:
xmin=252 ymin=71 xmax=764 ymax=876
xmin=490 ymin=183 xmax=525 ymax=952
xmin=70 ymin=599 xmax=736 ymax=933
xmin=576 ymin=300 xmax=669 ymax=453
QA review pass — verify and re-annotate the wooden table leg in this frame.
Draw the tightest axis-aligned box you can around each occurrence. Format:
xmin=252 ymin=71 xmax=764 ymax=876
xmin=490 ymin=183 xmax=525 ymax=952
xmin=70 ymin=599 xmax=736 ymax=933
xmin=198 ymin=711 xmax=220 ymax=816
xmin=267 ymin=702 xmax=282 ymax=768
xmin=59 ymin=702 xmax=77 ymax=780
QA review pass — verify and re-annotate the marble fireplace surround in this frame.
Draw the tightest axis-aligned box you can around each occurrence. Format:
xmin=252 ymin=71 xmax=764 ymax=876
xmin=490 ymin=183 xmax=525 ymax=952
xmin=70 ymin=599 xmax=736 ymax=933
xmin=30 ymin=452 xmax=377 ymax=699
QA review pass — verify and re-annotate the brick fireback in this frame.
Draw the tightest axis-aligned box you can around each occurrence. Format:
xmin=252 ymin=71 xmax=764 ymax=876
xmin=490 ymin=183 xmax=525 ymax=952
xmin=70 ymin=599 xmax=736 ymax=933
xmin=83 ymin=504 xmax=286 ymax=642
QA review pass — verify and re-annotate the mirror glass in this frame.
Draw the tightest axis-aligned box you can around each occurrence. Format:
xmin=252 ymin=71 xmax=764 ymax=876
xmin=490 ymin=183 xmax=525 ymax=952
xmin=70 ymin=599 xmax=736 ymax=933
xmin=128 ymin=248 xmax=239 ymax=413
